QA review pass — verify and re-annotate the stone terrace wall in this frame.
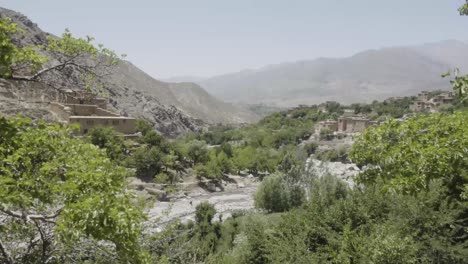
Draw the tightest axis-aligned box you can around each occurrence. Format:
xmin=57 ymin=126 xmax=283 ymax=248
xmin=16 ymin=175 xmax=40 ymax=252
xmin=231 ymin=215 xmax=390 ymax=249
xmin=69 ymin=117 xmax=136 ymax=134
xmin=49 ymin=102 xmax=70 ymax=121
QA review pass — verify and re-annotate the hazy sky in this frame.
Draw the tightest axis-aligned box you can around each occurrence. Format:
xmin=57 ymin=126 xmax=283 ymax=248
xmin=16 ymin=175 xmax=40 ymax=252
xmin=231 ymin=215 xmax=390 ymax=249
xmin=1 ymin=0 xmax=467 ymax=79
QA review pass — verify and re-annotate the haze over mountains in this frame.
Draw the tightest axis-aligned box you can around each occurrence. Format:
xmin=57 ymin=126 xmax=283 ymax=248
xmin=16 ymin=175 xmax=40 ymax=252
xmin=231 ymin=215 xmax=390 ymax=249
xmin=170 ymin=40 xmax=468 ymax=107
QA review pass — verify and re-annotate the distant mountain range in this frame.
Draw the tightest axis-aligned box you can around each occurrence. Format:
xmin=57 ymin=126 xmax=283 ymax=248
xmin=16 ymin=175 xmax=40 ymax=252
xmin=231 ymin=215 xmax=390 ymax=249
xmin=171 ymin=40 xmax=467 ymax=107
xmin=0 ymin=7 xmax=258 ymax=137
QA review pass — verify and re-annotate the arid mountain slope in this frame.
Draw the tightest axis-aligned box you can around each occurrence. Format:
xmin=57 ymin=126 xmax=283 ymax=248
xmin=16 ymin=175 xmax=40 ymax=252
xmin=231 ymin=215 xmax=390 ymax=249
xmin=0 ymin=7 xmax=258 ymax=137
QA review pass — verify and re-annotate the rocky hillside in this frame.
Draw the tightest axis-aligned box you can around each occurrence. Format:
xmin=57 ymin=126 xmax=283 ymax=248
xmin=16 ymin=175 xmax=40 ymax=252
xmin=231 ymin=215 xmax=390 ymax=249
xmin=0 ymin=7 xmax=258 ymax=137
xmin=194 ymin=40 xmax=465 ymax=107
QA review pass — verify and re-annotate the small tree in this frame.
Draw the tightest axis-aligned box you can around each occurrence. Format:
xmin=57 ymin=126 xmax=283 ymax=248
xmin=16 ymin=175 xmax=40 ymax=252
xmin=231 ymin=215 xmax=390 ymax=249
xmin=129 ymin=146 xmax=163 ymax=177
xmin=254 ymin=173 xmax=291 ymax=212
xmin=0 ymin=117 xmax=147 ymax=263
xmin=319 ymin=128 xmax=333 ymax=141
xmin=187 ymin=140 xmax=209 ymax=165
xmin=0 ymin=19 xmax=122 ymax=93
xmin=87 ymin=126 xmax=126 ymax=161
xmin=136 ymin=119 xmax=153 ymax=136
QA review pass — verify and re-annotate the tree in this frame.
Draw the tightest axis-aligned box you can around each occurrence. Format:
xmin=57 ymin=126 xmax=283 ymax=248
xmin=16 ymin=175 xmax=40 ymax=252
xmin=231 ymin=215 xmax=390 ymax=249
xmin=350 ymin=112 xmax=468 ymax=199
xmin=220 ymin=142 xmax=234 ymax=158
xmin=194 ymin=164 xmax=211 ymax=181
xmin=214 ymin=151 xmax=233 ymax=175
xmin=233 ymin=146 xmax=255 ymax=173
xmin=129 ymin=146 xmax=164 ymax=177
xmin=303 ymin=142 xmax=318 ymax=156
xmin=136 ymin=119 xmax=153 ymax=136
xmin=459 ymin=1 xmax=468 ymax=15
xmin=195 ymin=202 xmax=217 ymax=225
xmin=0 ymin=18 xmax=46 ymax=79
xmin=141 ymin=130 xmax=165 ymax=148
xmin=87 ymin=126 xmax=126 ymax=161
xmin=0 ymin=117 xmax=147 ymax=263
xmin=0 ymin=18 xmax=122 ymax=93
xmin=254 ymin=173 xmax=305 ymax=213
xmin=187 ymin=140 xmax=209 ymax=165
xmin=319 ymin=128 xmax=333 ymax=141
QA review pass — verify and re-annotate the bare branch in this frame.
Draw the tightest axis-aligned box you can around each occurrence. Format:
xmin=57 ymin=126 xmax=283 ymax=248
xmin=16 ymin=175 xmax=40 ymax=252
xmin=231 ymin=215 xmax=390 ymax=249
xmin=0 ymin=237 xmax=14 ymax=264
xmin=0 ymin=206 xmax=61 ymax=223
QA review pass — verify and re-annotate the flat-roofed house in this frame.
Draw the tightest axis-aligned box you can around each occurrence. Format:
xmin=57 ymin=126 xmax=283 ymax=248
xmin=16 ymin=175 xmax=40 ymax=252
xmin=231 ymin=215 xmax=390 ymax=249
xmin=50 ymin=90 xmax=136 ymax=135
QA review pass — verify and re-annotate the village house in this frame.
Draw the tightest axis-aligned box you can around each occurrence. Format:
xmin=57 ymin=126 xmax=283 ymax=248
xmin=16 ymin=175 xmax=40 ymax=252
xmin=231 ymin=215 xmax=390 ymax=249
xmin=410 ymin=91 xmax=455 ymax=113
xmin=317 ymin=120 xmax=338 ymax=132
xmin=384 ymin=96 xmax=405 ymax=103
xmin=337 ymin=116 xmax=377 ymax=133
xmin=49 ymin=89 xmax=136 ymax=135
xmin=316 ymin=115 xmax=377 ymax=135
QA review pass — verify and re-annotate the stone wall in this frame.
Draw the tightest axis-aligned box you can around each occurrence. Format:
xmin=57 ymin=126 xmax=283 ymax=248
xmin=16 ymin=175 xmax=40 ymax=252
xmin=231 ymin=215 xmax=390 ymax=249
xmin=69 ymin=116 xmax=136 ymax=134
xmin=49 ymin=102 xmax=70 ymax=121
xmin=317 ymin=120 xmax=338 ymax=132
xmin=338 ymin=117 xmax=373 ymax=133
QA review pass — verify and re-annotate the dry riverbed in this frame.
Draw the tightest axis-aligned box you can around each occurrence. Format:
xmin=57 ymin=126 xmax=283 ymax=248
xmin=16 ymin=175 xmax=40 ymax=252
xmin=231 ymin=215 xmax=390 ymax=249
xmin=130 ymin=175 xmax=260 ymax=231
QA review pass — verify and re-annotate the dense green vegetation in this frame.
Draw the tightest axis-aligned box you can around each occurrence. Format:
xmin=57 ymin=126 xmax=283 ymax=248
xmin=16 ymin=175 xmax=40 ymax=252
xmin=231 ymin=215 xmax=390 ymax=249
xmin=144 ymin=111 xmax=468 ymax=263
xmin=0 ymin=117 xmax=148 ymax=263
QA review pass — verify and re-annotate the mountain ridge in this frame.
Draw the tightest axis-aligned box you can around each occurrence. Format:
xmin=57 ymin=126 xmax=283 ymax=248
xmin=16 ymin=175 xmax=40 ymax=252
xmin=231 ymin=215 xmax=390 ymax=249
xmin=170 ymin=40 xmax=465 ymax=107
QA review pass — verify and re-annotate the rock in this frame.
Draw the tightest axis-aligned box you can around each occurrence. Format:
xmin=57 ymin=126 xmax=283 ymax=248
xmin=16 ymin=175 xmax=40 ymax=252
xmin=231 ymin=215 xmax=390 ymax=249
xmin=206 ymin=182 xmax=217 ymax=192
xmin=237 ymin=183 xmax=245 ymax=189
xmin=146 ymin=187 xmax=166 ymax=198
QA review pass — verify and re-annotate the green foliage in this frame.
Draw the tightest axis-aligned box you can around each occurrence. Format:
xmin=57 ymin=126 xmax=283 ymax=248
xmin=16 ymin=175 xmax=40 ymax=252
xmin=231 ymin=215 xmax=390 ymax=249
xmin=0 ymin=18 xmax=47 ymax=78
xmin=459 ymin=1 xmax=468 ymax=15
xmin=303 ymin=142 xmax=318 ymax=156
xmin=0 ymin=116 xmax=147 ymax=263
xmin=319 ymin=128 xmax=333 ymax=140
xmin=194 ymin=151 xmax=232 ymax=181
xmin=45 ymin=29 xmax=121 ymax=93
xmin=1 ymin=20 xmax=122 ymax=96
xmin=141 ymin=130 xmax=167 ymax=149
xmin=154 ymin=172 xmax=170 ymax=184
xmin=350 ymin=111 xmax=468 ymax=199
xmin=87 ymin=126 xmax=126 ymax=161
xmin=128 ymin=146 xmax=163 ymax=177
xmin=136 ymin=119 xmax=153 ymax=136
xmin=195 ymin=202 xmax=217 ymax=225
xmin=187 ymin=140 xmax=209 ymax=165
xmin=315 ymin=146 xmax=349 ymax=162
xmin=254 ymin=173 xmax=305 ymax=213
xmin=444 ymin=69 xmax=468 ymax=103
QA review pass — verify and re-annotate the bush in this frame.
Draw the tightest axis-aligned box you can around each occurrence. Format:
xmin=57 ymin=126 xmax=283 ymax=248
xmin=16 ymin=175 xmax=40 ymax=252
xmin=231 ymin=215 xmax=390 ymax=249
xmin=319 ymin=128 xmax=333 ymax=140
xmin=315 ymin=146 xmax=348 ymax=162
xmin=303 ymin=142 xmax=318 ymax=155
xmin=195 ymin=202 xmax=217 ymax=225
xmin=154 ymin=172 xmax=169 ymax=184
xmin=254 ymin=173 xmax=305 ymax=213
xmin=87 ymin=126 xmax=126 ymax=161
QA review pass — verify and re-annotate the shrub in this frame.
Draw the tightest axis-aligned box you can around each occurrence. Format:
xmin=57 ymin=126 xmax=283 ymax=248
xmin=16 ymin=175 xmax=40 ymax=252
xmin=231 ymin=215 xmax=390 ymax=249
xmin=319 ymin=128 xmax=333 ymax=140
xmin=254 ymin=173 xmax=305 ymax=213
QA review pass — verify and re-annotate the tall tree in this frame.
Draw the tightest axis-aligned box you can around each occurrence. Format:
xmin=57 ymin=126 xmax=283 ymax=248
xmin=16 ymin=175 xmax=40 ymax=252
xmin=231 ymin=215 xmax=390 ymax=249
xmin=0 ymin=18 xmax=122 ymax=94
xmin=0 ymin=117 xmax=148 ymax=263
